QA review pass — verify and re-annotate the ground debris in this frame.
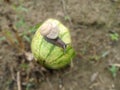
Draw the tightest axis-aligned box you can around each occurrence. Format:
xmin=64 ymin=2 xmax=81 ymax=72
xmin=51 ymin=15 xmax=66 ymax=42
xmin=24 ymin=52 xmax=34 ymax=61
xmin=90 ymin=72 xmax=99 ymax=82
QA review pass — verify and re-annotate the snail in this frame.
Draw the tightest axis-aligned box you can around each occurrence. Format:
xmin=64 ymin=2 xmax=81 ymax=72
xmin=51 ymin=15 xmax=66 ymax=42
xmin=40 ymin=20 xmax=67 ymax=51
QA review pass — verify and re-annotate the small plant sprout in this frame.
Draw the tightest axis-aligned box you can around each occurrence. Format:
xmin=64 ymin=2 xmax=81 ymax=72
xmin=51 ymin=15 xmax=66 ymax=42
xmin=64 ymin=15 xmax=71 ymax=21
xmin=89 ymin=55 xmax=100 ymax=61
xmin=109 ymin=64 xmax=119 ymax=78
xmin=0 ymin=36 xmax=6 ymax=43
xmin=15 ymin=17 xmax=26 ymax=29
xmin=12 ymin=5 xmax=28 ymax=12
xmin=20 ymin=63 xmax=29 ymax=70
xmin=109 ymin=32 xmax=119 ymax=41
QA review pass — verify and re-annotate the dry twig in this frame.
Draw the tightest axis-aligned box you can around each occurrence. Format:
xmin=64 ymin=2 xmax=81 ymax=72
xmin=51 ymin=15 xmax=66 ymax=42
xmin=46 ymin=77 xmax=54 ymax=90
xmin=17 ymin=71 xmax=22 ymax=90
xmin=109 ymin=63 xmax=120 ymax=68
xmin=60 ymin=0 xmax=73 ymax=26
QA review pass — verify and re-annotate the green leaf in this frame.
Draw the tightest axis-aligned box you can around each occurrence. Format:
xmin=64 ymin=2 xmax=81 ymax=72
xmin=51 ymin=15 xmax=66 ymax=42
xmin=0 ymin=36 xmax=6 ymax=42
xmin=64 ymin=15 xmax=71 ymax=21
xmin=20 ymin=63 xmax=29 ymax=69
xmin=110 ymin=33 xmax=119 ymax=41
xmin=23 ymin=35 xmax=31 ymax=43
xmin=109 ymin=65 xmax=118 ymax=78
xmin=16 ymin=18 xmax=26 ymax=28
xmin=17 ymin=5 xmax=28 ymax=12
xmin=29 ymin=23 xmax=42 ymax=32
xmin=89 ymin=55 xmax=100 ymax=61
xmin=12 ymin=5 xmax=28 ymax=12
xmin=26 ymin=83 xmax=34 ymax=90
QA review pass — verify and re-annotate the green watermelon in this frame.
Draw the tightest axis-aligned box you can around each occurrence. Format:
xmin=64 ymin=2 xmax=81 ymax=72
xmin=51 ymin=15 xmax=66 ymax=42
xmin=31 ymin=19 xmax=76 ymax=69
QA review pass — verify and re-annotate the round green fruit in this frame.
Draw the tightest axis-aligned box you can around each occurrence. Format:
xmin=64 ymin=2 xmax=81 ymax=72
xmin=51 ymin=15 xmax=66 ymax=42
xmin=31 ymin=19 xmax=75 ymax=69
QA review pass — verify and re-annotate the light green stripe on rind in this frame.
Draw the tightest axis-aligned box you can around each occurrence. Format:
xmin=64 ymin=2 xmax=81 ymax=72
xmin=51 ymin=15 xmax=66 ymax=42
xmin=39 ymin=38 xmax=53 ymax=62
xmin=51 ymin=48 xmax=75 ymax=69
xmin=45 ymin=45 xmax=55 ymax=59
xmin=59 ymin=31 xmax=68 ymax=38
xmin=45 ymin=31 xmax=68 ymax=63
xmin=60 ymin=31 xmax=71 ymax=44
xmin=47 ymin=46 xmax=72 ymax=64
xmin=53 ymin=46 xmax=72 ymax=61
xmin=31 ymin=32 xmax=43 ymax=60
xmin=38 ymin=37 xmax=44 ymax=61
xmin=58 ymin=22 xmax=71 ymax=44
xmin=45 ymin=46 xmax=75 ymax=69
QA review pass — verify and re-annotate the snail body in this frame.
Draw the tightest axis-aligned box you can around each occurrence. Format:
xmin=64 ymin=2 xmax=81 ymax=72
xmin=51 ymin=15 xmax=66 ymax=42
xmin=40 ymin=19 xmax=67 ymax=50
xmin=44 ymin=37 xmax=67 ymax=51
xmin=31 ymin=19 xmax=75 ymax=69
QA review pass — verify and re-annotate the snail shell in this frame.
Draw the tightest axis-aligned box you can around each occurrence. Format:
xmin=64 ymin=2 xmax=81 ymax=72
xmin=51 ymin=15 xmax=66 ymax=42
xmin=40 ymin=20 xmax=59 ymax=39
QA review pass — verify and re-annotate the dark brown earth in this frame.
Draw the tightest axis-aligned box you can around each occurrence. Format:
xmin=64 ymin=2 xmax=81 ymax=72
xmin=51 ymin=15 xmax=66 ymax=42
xmin=0 ymin=0 xmax=120 ymax=90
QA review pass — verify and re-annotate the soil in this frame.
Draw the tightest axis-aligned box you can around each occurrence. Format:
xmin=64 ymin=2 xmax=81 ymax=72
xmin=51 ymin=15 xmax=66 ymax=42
xmin=0 ymin=0 xmax=120 ymax=90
